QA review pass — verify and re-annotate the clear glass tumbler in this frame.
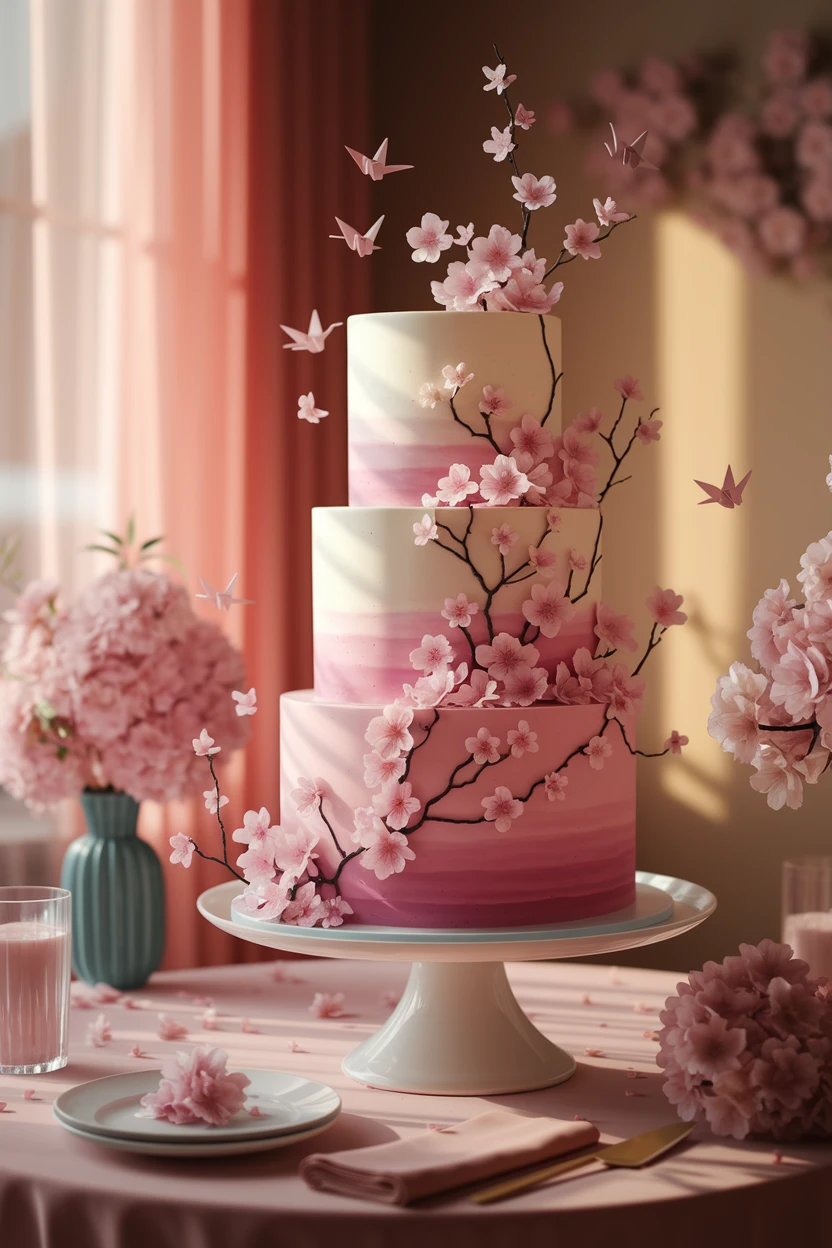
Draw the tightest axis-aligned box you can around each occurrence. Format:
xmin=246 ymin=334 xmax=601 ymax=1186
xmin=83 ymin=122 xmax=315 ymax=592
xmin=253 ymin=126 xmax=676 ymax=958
xmin=0 ymin=886 xmax=71 ymax=1074
xmin=782 ymin=856 xmax=832 ymax=982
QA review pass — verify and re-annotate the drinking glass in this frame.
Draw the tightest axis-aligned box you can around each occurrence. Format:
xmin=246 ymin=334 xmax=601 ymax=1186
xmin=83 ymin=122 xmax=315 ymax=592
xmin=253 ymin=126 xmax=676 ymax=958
xmin=782 ymin=856 xmax=832 ymax=982
xmin=0 ymin=886 xmax=71 ymax=1074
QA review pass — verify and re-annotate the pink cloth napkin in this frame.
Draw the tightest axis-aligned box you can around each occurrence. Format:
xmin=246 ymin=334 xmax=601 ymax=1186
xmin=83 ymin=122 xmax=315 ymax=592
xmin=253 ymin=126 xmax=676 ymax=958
xmin=299 ymin=1109 xmax=599 ymax=1205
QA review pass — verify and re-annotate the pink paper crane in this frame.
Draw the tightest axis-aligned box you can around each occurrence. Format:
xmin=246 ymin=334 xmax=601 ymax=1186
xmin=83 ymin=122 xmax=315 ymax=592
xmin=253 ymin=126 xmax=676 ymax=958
xmin=694 ymin=466 xmax=752 ymax=508
xmin=195 ymin=574 xmax=255 ymax=611
xmin=344 ymin=138 xmax=413 ymax=181
xmin=279 ymin=309 xmax=342 ymax=354
xmin=604 ymin=123 xmax=660 ymax=172
xmin=329 ymin=215 xmax=385 ymax=257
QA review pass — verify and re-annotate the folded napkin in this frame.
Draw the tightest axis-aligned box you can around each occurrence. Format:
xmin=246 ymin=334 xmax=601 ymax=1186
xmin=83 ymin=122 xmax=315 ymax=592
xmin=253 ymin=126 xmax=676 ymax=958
xmin=299 ymin=1109 xmax=599 ymax=1205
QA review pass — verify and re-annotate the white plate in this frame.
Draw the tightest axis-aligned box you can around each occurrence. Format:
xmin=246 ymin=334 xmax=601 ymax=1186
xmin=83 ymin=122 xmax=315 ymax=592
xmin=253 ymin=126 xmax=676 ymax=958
xmin=53 ymin=1069 xmax=340 ymax=1145
xmin=55 ymin=1116 xmax=335 ymax=1158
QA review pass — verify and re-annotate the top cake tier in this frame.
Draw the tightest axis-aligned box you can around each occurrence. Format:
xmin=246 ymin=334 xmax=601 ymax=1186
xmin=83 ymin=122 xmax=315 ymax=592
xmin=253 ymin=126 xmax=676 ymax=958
xmin=348 ymin=311 xmax=562 ymax=507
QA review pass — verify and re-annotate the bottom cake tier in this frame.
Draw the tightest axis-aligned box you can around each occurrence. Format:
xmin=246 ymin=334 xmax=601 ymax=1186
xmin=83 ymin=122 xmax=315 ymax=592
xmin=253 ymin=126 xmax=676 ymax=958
xmin=279 ymin=690 xmax=637 ymax=929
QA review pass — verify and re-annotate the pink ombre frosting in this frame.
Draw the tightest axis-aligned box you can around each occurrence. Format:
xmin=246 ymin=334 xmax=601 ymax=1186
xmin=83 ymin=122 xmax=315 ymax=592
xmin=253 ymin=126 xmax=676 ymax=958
xmin=280 ymin=691 xmax=636 ymax=929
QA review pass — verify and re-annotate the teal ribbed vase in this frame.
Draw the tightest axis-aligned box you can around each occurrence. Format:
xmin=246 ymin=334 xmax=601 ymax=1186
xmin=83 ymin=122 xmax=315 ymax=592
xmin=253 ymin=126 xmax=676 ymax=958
xmin=61 ymin=792 xmax=165 ymax=990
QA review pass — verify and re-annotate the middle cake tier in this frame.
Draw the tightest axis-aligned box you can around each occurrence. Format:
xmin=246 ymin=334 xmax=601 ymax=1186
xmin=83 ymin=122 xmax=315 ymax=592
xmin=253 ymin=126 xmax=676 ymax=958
xmin=313 ymin=505 xmax=602 ymax=705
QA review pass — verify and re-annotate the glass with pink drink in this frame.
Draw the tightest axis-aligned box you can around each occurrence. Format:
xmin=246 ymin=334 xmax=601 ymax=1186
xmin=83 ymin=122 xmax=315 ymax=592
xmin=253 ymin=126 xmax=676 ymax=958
xmin=0 ymin=887 xmax=71 ymax=1074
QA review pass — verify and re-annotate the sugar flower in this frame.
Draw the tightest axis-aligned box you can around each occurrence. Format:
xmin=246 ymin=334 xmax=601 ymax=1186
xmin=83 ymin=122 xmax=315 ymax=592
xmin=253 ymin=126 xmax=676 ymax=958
xmin=274 ymin=825 xmax=320 ymax=878
xmin=319 ymin=896 xmax=354 ymax=929
xmin=489 ymin=270 xmax=563 ymax=313
xmin=86 ymin=1013 xmax=112 ymax=1047
xmin=453 ymin=223 xmax=474 ymax=246
xmin=483 ymin=125 xmax=515 ymax=162
xmin=614 ymin=375 xmax=644 ymax=401
xmin=291 ymin=776 xmax=325 ymax=818
xmin=365 ymin=705 xmax=414 ymax=760
xmin=138 ymin=1046 xmax=249 ymax=1126
xmin=482 ymin=786 xmax=524 ymax=833
xmin=509 ymin=413 xmax=554 ymax=463
xmin=442 ymin=593 xmax=478 ymax=628
xmin=442 ymin=362 xmax=474 ymax=390
xmin=413 ymin=514 xmax=438 ymax=545
xmin=466 ymin=726 xmax=502 ymax=765
xmin=193 ymin=729 xmax=220 ymax=757
xmin=507 ymin=720 xmax=539 ymax=758
xmin=708 ymin=662 xmax=768 ymax=764
xmin=231 ymin=688 xmax=257 ymax=716
xmin=594 ymin=196 xmax=629 ymax=227
xmin=511 ymin=173 xmax=557 ymax=210
xmin=476 ymin=632 xmax=539 ymax=681
xmin=373 ymin=779 xmax=421 ymax=829
xmin=636 ymin=418 xmax=663 ymax=444
xmin=569 ymin=549 xmax=588 ymax=573
xmin=586 ymin=736 xmax=613 ymax=770
xmin=469 ymin=226 xmax=523 ymax=283
xmin=480 ymin=455 xmax=530 ymax=506
xmin=203 ymin=788 xmax=229 ymax=815
xmin=521 ymin=582 xmax=574 ymax=638
xmin=502 ymin=664 xmax=549 ymax=706
xmin=297 ymin=392 xmax=328 ymax=424
xmin=482 ymin=63 xmax=516 ymax=94
xmin=544 ymin=772 xmax=568 ymax=801
xmin=491 ymin=523 xmax=519 ymax=556
xmin=157 ymin=1015 xmax=189 ymax=1041
xmin=798 ymin=532 xmax=832 ymax=600
xmin=573 ymin=407 xmax=604 ymax=433
xmin=770 ymin=641 xmax=829 ymax=721
xmin=664 ymin=730 xmax=689 ymax=754
xmin=232 ymin=806 xmax=279 ymax=851
xmin=409 ymin=633 xmax=454 ymax=675
xmin=282 ymin=881 xmax=323 ymax=928
xmin=361 ymin=827 xmax=416 ymax=880
xmin=594 ymin=602 xmax=638 ymax=652
xmin=479 ymin=385 xmax=513 ymax=417
xmin=445 ymin=668 xmax=499 ymax=708
xmin=363 ymin=750 xmax=406 ymax=789
xmin=430 ymin=260 xmax=499 ymax=310
xmin=514 ymin=103 xmax=535 ymax=129
xmin=169 ymin=833 xmax=195 ymax=868
xmin=309 ymin=992 xmax=346 ymax=1018
xmin=563 ymin=219 xmax=602 ymax=260
xmin=528 ymin=545 xmax=558 ymax=577
xmin=406 ymin=213 xmax=453 ymax=263
xmin=418 ymin=382 xmax=442 ymax=408
xmin=646 ymin=586 xmax=688 ymax=628
xmin=436 ymin=463 xmax=479 ymax=506
xmin=606 ymin=664 xmax=646 ymax=721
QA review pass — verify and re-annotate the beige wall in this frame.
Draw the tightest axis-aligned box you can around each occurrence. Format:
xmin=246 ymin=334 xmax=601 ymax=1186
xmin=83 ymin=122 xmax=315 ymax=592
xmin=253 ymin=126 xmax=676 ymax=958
xmin=370 ymin=0 xmax=832 ymax=969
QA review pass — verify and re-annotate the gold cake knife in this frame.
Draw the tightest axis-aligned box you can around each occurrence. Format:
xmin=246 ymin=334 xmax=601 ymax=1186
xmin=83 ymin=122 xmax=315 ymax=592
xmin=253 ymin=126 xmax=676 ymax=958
xmin=471 ymin=1120 xmax=694 ymax=1204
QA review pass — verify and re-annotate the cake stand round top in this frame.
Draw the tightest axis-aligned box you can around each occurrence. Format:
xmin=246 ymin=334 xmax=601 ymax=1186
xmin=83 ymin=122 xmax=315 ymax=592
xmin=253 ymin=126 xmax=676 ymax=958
xmin=197 ymin=871 xmax=716 ymax=963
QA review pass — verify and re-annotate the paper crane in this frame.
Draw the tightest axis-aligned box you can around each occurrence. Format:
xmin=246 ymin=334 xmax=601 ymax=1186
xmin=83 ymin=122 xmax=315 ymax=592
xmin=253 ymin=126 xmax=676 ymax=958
xmin=344 ymin=138 xmax=413 ymax=181
xmin=694 ymin=466 xmax=752 ymax=508
xmin=604 ymin=123 xmax=660 ymax=172
xmin=195 ymin=574 xmax=254 ymax=612
xmin=329 ymin=215 xmax=385 ymax=257
xmin=279 ymin=309 xmax=342 ymax=354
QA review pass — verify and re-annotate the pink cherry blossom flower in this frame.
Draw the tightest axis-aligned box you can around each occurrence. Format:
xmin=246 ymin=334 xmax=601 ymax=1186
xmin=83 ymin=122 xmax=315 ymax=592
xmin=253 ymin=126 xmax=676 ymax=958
xmin=483 ymin=125 xmax=515 ymax=163
xmin=203 ymin=789 xmax=229 ymax=815
xmin=351 ymin=807 xmax=380 ymax=847
xmin=274 ymin=825 xmax=320 ymax=878
xmin=563 ymin=218 xmax=602 ymax=260
xmin=798 ymin=532 xmax=832 ymax=600
xmin=522 ymin=582 xmax=574 ymax=639
xmin=157 ymin=1015 xmax=188 ymax=1041
xmin=479 ymin=385 xmax=513 ymax=417
xmin=248 ymin=1105 xmax=264 ymax=1117
xmin=297 ymin=392 xmax=328 ymax=424
xmin=568 ymin=549 xmax=588 ymax=573
xmin=593 ymin=196 xmax=629 ymax=227
xmin=511 ymin=173 xmax=557 ymax=210
xmin=547 ymin=510 xmax=562 ymax=531
xmin=514 ymin=103 xmax=535 ymax=129
xmin=509 ymin=413 xmax=555 ymax=463
xmin=482 ymin=63 xmax=516 ymax=94
xmin=139 ymin=1045 xmax=249 ymax=1126
xmin=442 ymin=593 xmax=478 ymax=628
xmin=363 ymin=751 xmax=406 ymax=789
xmin=665 ymin=730 xmax=689 ymax=754
xmin=748 ymin=581 xmax=797 ymax=671
xmin=476 ymin=632 xmax=539 ymax=681
xmin=86 ymin=1013 xmax=112 ymax=1047
xmin=479 ymin=455 xmax=530 ymax=506
xmin=232 ymin=806 xmax=279 ymax=851
xmin=291 ymin=776 xmax=325 ymax=818
xmin=708 ymin=662 xmax=769 ymax=763
xmin=169 ymin=834 xmax=195 ymax=868
xmin=361 ymin=827 xmax=416 ymax=880
xmin=606 ymin=665 xmax=646 ymax=720
xmin=636 ymin=418 xmax=663 ymax=444
xmin=502 ymin=664 xmax=549 ymax=706
xmin=646 ymin=586 xmax=687 ymax=628
xmin=373 ymin=779 xmax=421 ymax=830
xmin=614 ymin=375 xmax=644 ymax=401
xmin=436 ymin=463 xmax=479 ymax=506
xmin=469 ymin=226 xmax=523 ymax=281
xmin=770 ymin=641 xmax=829 ymax=721
xmin=399 ymin=669 xmax=455 ymax=709
xmin=418 ymin=381 xmax=442 ymax=408
xmin=193 ymin=729 xmax=220 ymax=757
xmin=129 ymin=1044 xmax=149 ymax=1058
xmin=441 ymin=362 xmax=474 ymax=390
xmin=445 ymin=669 xmax=499 ymax=708
xmin=491 ymin=523 xmax=519 ymax=556
xmin=430 ymin=259 xmax=499 ymax=310
xmin=422 ymin=492 xmax=439 ymax=507
xmin=749 ymin=745 xmax=824 ymax=811
xmin=488 ymin=270 xmax=563 ymax=314
xmin=453 ymin=223 xmax=475 ymax=246
xmin=507 ymin=720 xmax=539 ymax=758
xmin=409 ymin=633 xmax=454 ymax=675
xmin=544 ymin=771 xmax=568 ymax=801
xmin=586 ymin=735 xmax=613 ymax=770
xmin=413 ymin=514 xmax=438 ymax=546
xmin=594 ymin=602 xmax=639 ymax=652
xmin=231 ymin=688 xmax=257 ymax=717
xmin=282 ymin=881 xmax=323 ymax=928
xmin=406 ymin=213 xmax=452 ymax=263
xmin=465 ymin=726 xmax=502 ymax=765
xmin=573 ymin=407 xmax=604 ymax=433
xmin=482 ymin=786 xmax=524 ymax=833
xmin=319 ymin=896 xmax=354 ymax=929
xmin=527 ymin=545 xmax=558 ymax=578
xmin=309 ymin=992 xmax=346 ymax=1018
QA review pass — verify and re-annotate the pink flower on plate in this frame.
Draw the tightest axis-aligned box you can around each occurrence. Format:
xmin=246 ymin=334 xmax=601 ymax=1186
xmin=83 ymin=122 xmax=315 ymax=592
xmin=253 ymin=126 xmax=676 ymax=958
xmin=138 ymin=1046 xmax=249 ymax=1126
xmin=593 ymin=196 xmax=629 ymax=227
xmin=563 ymin=219 xmax=602 ymax=260
xmin=169 ymin=834 xmax=195 ymax=868
xmin=361 ymin=827 xmax=416 ymax=880
xmin=636 ymin=418 xmax=663 ymax=444
xmin=502 ymin=664 xmax=549 ymax=707
xmin=483 ymin=125 xmax=515 ymax=163
xmin=409 ymin=633 xmax=454 ymax=675
xmin=479 ymin=386 xmax=513 ymax=417
xmin=491 ymin=523 xmax=519 ymax=556
xmin=291 ymin=776 xmax=325 ymax=818
xmin=515 ymin=103 xmax=535 ymax=129
xmin=282 ymin=881 xmax=323 ymax=928
xmin=480 ymin=455 xmax=530 ymax=506
xmin=203 ymin=789 xmax=229 ymax=815
xmin=86 ymin=1013 xmax=112 ymax=1047
xmin=511 ymin=173 xmax=557 ymax=210
xmin=238 ymin=880 xmax=291 ymax=921
xmin=647 ymin=586 xmax=687 ymax=628
xmin=528 ymin=545 xmax=558 ymax=578
xmin=476 ymin=632 xmax=539 ymax=681
xmin=413 ymin=514 xmax=438 ymax=546
xmin=482 ymin=786 xmax=524 ymax=833
xmin=482 ymin=63 xmax=516 ymax=94
xmin=319 ymin=896 xmax=354 ymax=929
xmin=507 ymin=720 xmax=539 ymax=758
xmin=522 ymin=582 xmax=575 ymax=639
xmin=614 ymin=375 xmax=644 ymax=401
xmin=157 ymin=1015 xmax=188 ymax=1041
xmin=442 ymin=362 xmax=474 ymax=390
xmin=544 ymin=771 xmax=568 ymax=802
xmin=510 ymin=413 xmax=555 ymax=463
xmin=309 ymin=992 xmax=346 ymax=1018
xmin=466 ymin=726 xmax=502 ymax=765
xmin=664 ymin=730 xmax=689 ymax=754
xmin=586 ymin=736 xmax=613 ymax=770
xmin=436 ymin=463 xmax=479 ymax=506
xmin=363 ymin=750 xmax=406 ymax=789
xmin=373 ymin=779 xmax=421 ymax=830
xmin=442 ymin=593 xmax=478 ymax=628
xmin=232 ymin=688 xmax=257 ymax=717
xmin=572 ymin=407 xmax=604 ymax=434
xmin=430 ymin=259 xmax=499 ymax=310
xmin=418 ymin=382 xmax=442 ymax=409
xmin=469 ymin=226 xmax=523 ymax=282
xmin=193 ymin=729 xmax=220 ymax=757
xmin=406 ymin=212 xmax=452 ymax=263
xmin=297 ymin=392 xmax=328 ymax=424
xmin=594 ymin=602 xmax=638 ymax=652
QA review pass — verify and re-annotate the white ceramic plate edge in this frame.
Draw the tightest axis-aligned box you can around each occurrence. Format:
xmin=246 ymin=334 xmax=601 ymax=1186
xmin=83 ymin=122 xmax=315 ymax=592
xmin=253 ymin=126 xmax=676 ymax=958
xmin=54 ymin=1115 xmax=336 ymax=1158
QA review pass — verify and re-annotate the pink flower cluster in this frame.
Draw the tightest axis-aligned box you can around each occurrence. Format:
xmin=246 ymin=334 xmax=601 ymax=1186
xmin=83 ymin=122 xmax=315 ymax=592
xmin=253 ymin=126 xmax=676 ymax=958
xmin=138 ymin=1045 xmax=250 ymax=1127
xmin=658 ymin=938 xmax=832 ymax=1140
xmin=0 ymin=569 xmax=249 ymax=808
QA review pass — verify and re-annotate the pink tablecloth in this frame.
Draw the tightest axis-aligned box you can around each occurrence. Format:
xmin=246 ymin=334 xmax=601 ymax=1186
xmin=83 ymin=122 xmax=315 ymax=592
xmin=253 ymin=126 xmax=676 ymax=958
xmin=0 ymin=959 xmax=829 ymax=1248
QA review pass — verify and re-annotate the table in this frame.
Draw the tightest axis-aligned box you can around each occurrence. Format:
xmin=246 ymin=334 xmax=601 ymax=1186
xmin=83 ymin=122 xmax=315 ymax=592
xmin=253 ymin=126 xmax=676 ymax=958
xmin=0 ymin=960 xmax=829 ymax=1248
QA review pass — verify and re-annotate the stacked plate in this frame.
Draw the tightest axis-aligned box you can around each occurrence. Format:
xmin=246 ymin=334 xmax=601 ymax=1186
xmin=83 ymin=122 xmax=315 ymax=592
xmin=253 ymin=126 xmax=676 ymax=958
xmin=53 ymin=1069 xmax=341 ymax=1157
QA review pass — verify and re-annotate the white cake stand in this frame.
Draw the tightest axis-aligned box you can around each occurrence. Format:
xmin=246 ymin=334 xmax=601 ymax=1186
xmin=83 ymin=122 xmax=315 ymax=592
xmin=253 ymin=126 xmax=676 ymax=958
xmin=197 ymin=872 xmax=715 ymax=1096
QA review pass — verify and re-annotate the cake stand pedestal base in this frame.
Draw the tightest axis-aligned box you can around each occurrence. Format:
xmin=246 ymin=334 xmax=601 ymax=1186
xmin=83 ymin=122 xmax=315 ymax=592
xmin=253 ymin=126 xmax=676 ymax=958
xmin=343 ymin=960 xmax=575 ymax=1095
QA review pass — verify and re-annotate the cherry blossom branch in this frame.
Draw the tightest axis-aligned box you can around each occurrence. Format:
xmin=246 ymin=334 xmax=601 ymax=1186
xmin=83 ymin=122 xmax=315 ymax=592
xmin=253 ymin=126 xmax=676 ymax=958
xmin=542 ymin=217 xmax=636 ymax=280
xmin=402 ymin=708 xmax=440 ymax=782
xmin=492 ymin=43 xmax=528 ymax=242
xmin=448 ymin=389 xmax=501 ymax=452
xmin=538 ymin=316 xmax=562 ymax=427
xmin=616 ymin=718 xmax=669 ymax=759
xmin=318 ymin=801 xmax=347 ymax=860
xmin=571 ymin=511 xmax=604 ymax=604
xmin=758 ymin=719 xmax=822 ymax=758
xmin=631 ymin=621 xmax=667 ymax=678
xmin=406 ymin=748 xmax=513 ymax=834
xmin=207 ymin=755 xmax=234 ymax=873
xmin=189 ymin=840 xmax=245 ymax=882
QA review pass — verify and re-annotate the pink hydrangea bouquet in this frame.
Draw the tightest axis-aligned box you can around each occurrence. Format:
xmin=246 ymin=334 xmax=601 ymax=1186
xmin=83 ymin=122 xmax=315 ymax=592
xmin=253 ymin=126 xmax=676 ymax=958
xmin=0 ymin=530 xmax=249 ymax=809
xmin=709 ymin=460 xmax=832 ymax=810
xmin=658 ymin=938 xmax=832 ymax=1140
